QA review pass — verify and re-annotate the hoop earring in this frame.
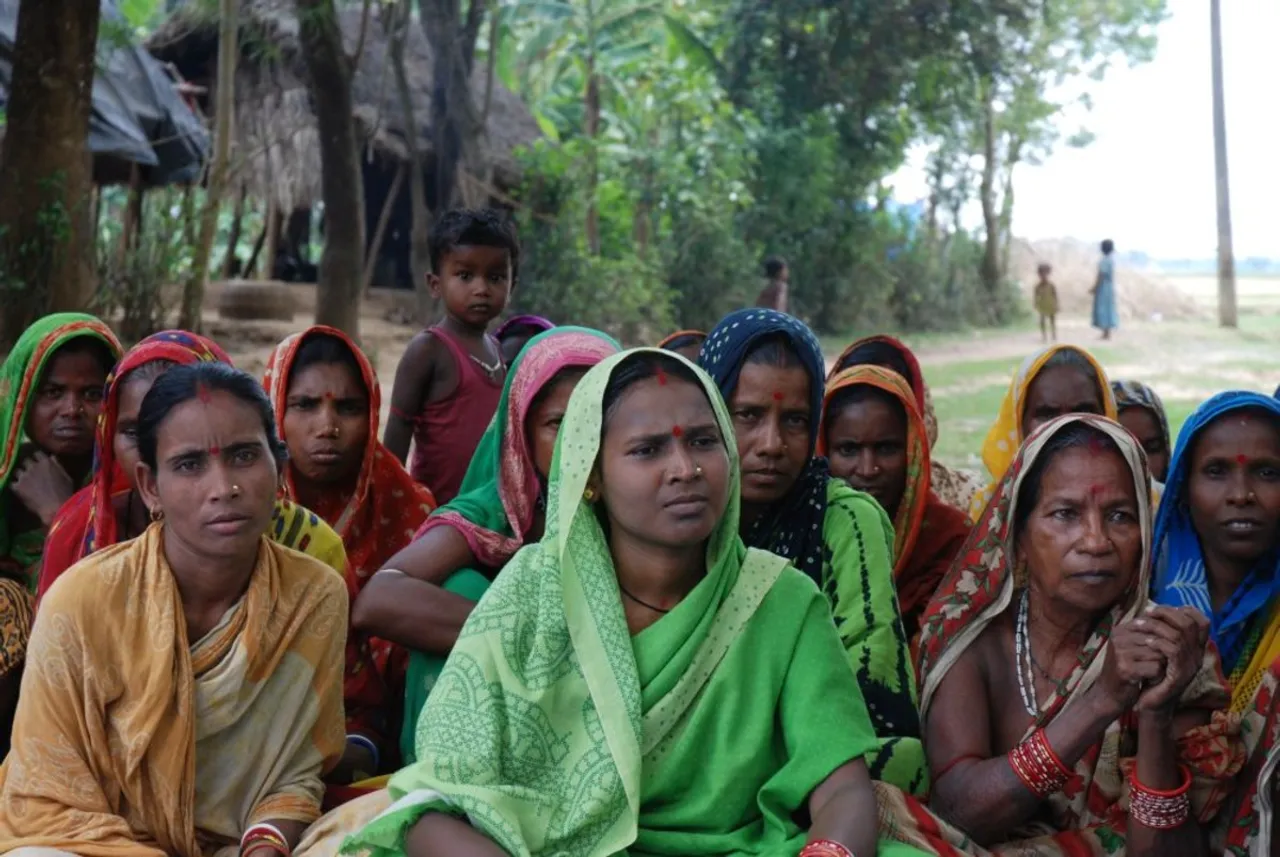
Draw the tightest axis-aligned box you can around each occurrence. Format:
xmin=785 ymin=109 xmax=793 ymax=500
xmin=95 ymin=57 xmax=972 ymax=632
xmin=149 ymin=506 xmax=164 ymax=523
xmin=583 ymin=487 xmax=596 ymax=502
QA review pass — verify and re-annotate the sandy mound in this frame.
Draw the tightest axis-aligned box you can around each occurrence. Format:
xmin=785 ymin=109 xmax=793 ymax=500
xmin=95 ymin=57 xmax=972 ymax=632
xmin=1009 ymin=238 xmax=1202 ymax=321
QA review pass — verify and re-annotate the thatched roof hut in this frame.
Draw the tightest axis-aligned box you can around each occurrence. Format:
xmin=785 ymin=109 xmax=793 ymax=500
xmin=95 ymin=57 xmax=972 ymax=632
xmin=148 ymin=0 xmax=541 ymax=214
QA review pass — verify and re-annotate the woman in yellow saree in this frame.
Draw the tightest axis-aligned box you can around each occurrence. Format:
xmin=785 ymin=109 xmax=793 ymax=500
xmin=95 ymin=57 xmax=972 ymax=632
xmin=0 ymin=362 xmax=347 ymax=857
xmin=875 ymin=414 xmax=1242 ymax=857
xmin=324 ymin=349 xmax=922 ymax=857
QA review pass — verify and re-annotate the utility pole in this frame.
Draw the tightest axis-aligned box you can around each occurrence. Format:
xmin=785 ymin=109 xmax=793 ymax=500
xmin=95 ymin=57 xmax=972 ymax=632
xmin=1210 ymin=0 xmax=1237 ymax=328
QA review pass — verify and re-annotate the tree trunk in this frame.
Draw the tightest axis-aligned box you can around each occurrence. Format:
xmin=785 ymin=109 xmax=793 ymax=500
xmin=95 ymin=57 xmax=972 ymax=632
xmin=1210 ymin=0 xmax=1237 ymax=328
xmin=363 ymin=162 xmax=407 ymax=292
xmin=0 ymin=0 xmax=102 ymax=348
xmin=978 ymin=87 xmax=1001 ymax=300
xmin=418 ymin=0 xmax=487 ymax=218
xmin=997 ymin=141 xmax=1022 ymax=281
xmin=584 ymin=61 xmax=601 ymax=255
xmin=390 ymin=0 xmax=432 ymax=317
xmin=178 ymin=0 xmax=239 ymax=332
xmin=221 ymin=186 xmax=247 ymax=277
xmin=298 ymin=0 xmax=366 ymax=336
xmin=261 ymin=201 xmax=282 ymax=281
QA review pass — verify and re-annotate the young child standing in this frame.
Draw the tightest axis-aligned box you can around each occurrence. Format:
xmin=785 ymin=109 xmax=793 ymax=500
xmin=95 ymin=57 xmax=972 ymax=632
xmin=1033 ymin=262 xmax=1058 ymax=342
xmin=384 ymin=209 xmax=514 ymax=504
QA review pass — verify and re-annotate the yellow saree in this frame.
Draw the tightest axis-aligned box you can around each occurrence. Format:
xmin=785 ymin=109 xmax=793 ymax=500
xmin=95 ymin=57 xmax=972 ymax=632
xmin=0 ymin=524 xmax=348 ymax=857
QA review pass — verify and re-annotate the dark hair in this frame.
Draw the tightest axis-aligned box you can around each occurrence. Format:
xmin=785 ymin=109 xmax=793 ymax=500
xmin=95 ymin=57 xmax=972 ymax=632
xmin=120 ymin=359 xmax=179 ymax=391
xmin=51 ymin=336 xmax=117 ymax=376
xmin=136 ymin=362 xmax=288 ymax=472
xmin=290 ymin=332 xmax=366 ymax=395
xmin=429 ymin=208 xmax=520 ymax=281
xmin=497 ymin=322 xmax=544 ymax=344
xmin=743 ymin=334 xmax=803 ymax=371
xmin=661 ymin=333 xmax=706 ymax=353
xmin=1031 ymin=347 xmax=1103 ymax=404
xmin=835 ymin=340 xmax=912 ymax=378
xmin=530 ymin=366 xmax=589 ymax=414
xmin=1013 ymin=422 xmax=1124 ymax=538
xmin=1101 ymin=239 xmax=1115 ymax=255
xmin=825 ymin=384 xmax=906 ymax=432
xmin=764 ymin=256 xmax=787 ymax=279
xmin=601 ymin=352 xmax=706 ymax=429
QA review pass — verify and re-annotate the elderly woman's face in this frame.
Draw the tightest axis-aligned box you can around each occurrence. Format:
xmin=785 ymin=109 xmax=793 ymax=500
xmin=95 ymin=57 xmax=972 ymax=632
xmin=1018 ymin=444 xmax=1142 ymax=614
xmin=1021 ymin=365 xmax=1104 ymax=437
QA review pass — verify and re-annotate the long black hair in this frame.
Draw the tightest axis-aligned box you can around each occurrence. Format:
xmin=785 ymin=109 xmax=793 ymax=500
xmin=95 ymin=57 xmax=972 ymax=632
xmin=137 ymin=362 xmax=288 ymax=471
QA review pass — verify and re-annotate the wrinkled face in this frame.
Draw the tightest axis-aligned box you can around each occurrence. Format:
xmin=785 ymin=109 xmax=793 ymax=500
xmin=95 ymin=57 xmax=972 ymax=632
xmin=1118 ymin=405 xmax=1169 ymax=483
xmin=430 ymin=245 xmax=512 ymax=328
xmin=1018 ymin=445 xmax=1142 ymax=615
xmin=1021 ymin=364 xmax=1105 ymax=436
xmin=1187 ymin=410 xmax=1280 ymax=572
xmin=729 ymin=362 xmax=812 ymax=508
xmin=282 ymin=361 xmax=370 ymax=486
xmin=25 ymin=345 xmax=109 ymax=458
xmin=597 ymin=376 xmax=730 ymax=551
xmin=114 ymin=372 xmax=158 ymax=491
xmin=825 ymin=393 xmax=908 ymax=519
xmin=526 ymin=370 xmax=585 ymax=480
xmin=135 ymin=389 xmax=280 ymax=564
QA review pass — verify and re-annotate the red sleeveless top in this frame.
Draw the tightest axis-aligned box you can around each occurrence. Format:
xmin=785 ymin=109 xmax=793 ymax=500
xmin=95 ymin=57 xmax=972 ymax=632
xmin=409 ymin=326 xmax=504 ymax=503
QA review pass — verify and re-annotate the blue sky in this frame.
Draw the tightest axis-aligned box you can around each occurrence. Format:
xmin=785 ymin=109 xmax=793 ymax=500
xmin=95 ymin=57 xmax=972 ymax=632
xmin=891 ymin=0 xmax=1278 ymax=259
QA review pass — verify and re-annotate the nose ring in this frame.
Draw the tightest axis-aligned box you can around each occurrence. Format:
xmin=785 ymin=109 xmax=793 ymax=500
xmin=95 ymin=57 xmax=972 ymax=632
xmin=230 ymin=484 xmax=241 ymax=497
xmin=695 ymin=465 xmax=704 ymax=475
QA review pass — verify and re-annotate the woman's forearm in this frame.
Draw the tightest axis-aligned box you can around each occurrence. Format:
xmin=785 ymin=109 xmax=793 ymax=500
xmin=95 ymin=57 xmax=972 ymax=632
xmin=351 ymin=573 xmax=478 ymax=652
xmin=1125 ymin=711 xmax=1205 ymax=857
xmin=808 ymin=780 xmax=877 ymax=857
xmin=932 ymin=687 xmax=1119 ymax=843
xmin=405 ymin=813 xmax=507 ymax=857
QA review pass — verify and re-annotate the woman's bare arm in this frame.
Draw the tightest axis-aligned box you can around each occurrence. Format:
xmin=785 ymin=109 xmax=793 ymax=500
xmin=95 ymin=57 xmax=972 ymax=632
xmin=405 ymin=813 xmax=507 ymax=857
xmin=350 ymin=526 xmax=482 ymax=652
xmin=807 ymin=759 xmax=878 ymax=857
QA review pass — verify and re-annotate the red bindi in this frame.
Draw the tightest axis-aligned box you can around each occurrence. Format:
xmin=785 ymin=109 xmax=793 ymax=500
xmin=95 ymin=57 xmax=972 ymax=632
xmin=772 ymin=391 xmax=783 ymax=401
xmin=323 ymin=392 xmax=335 ymax=400
xmin=208 ymin=445 xmax=221 ymax=456
xmin=1089 ymin=483 xmax=1103 ymax=496
xmin=671 ymin=425 xmax=684 ymax=438
xmin=1237 ymin=454 xmax=1249 ymax=466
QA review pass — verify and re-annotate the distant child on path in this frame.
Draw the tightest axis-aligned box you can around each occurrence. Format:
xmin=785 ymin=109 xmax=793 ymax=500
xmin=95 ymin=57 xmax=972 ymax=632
xmin=384 ymin=209 xmax=513 ymax=504
xmin=755 ymin=255 xmax=789 ymax=312
xmin=1033 ymin=262 xmax=1058 ymax=342
xmin=1092 ymin=238 xmax=1119 ymax=340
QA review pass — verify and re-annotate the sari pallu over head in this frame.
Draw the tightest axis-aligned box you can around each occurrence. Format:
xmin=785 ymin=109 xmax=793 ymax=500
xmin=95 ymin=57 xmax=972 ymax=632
xmin=1111 ymin=379 xmax=1171 ymax=461
xmin=885 ymin=414 xmax=1241 ymax=856
xmin=415 ymin=326 xmax=620 ymax=568
xmin=38 ymin=331 xmax=230 ymax=601
xmin=1152 ymin=391 xmax=1280 ymax=705
xmin=263 ymin=325 xmax=437 ymax=581
xmin=968 ymin=344 xmax=1117 ymax=521
xmin=344 ymin=349 xmax=811 ymax=857
xmin=820 ymin=365 xmax=968 ymax=647
xmin=698 ymin=308 xmax=830 ymax=581
xmin=0 ymin=313 xmax=122 ymax=576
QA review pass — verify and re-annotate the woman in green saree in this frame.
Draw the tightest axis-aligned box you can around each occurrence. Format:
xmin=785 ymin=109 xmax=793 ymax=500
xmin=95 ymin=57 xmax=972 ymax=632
xmin=327 ymin=349 xmax=919 ymax=857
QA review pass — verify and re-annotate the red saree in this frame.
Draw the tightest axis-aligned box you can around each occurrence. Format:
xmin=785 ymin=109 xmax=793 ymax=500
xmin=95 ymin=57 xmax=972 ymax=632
xmin=263 ymin=325 xmax=436 ymax=750
xmin=875 ymin=414 xmax=1243 ymax=857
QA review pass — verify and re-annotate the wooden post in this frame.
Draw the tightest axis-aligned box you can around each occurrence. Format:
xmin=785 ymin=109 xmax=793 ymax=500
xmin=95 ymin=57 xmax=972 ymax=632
xmin=362 ymin=161 xmax=406 ymax=293
xmin=221 ymin=186 xmax=246 ymax=278
xmin=259 ymin=194 xmax=280 ymax=280
xmin=116 ymin=163 xmax=143 ymax=267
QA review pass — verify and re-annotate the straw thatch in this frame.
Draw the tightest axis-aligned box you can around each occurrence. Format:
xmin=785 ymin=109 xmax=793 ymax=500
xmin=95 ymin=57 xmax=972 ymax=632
xmin=148 ymin=0 xmax=540 ymax=213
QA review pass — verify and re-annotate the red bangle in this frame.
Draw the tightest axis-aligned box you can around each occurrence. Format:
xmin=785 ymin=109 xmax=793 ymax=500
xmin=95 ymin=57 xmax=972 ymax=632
xmin=800 ymin=840 xmax=855 ymax=857
xmin=1007 ymin=728 xmax=1071 ymax=799
xmin=1129 ymin=765 xmax=1191 ymax=829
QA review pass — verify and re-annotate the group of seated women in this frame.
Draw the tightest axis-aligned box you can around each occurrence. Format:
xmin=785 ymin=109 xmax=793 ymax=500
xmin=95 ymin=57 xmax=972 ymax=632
xmin=0 ymin=308 xmax=1276 ymax=857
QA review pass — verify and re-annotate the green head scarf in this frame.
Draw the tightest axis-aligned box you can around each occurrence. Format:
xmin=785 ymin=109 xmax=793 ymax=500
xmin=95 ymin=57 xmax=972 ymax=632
xmin=346 ymin=348 xmax=790 ymax=857
xmin=0 ymin=313 xmax=121 ymax=576
xmin=419 ymin=326 xmax=620 ymax=569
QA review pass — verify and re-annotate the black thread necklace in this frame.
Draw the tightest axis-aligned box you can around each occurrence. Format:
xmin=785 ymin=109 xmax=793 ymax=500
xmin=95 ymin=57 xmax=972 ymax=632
xmin=619 ymin=582 xmax=671 ymax=614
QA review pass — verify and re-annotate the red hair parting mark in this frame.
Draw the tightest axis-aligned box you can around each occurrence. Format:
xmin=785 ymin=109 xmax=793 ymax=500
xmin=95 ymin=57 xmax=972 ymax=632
xmin=656 ymin=366 xmax=668 ymax=386
xmin=1086 ymin=435 xmax=1108 ymax=457
xmin=772 ymin=391 xmax=784 ymax=402
xmin=196 ymin=382 xmax=212 ymax=404
xmin=671 ymin=425 xmax=684 ymax=438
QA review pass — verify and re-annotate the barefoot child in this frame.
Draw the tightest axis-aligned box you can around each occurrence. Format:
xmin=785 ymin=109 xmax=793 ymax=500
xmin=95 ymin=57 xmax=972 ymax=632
xmin=1033 ymin=262 xmax=1058 ymax=342
xmin=384 ymin=209 xmax=515 ymax=504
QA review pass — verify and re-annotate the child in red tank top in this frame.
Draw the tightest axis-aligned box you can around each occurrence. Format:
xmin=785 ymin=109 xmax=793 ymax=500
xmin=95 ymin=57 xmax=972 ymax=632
xmin=384 ymin=210 xmax=517 ymax=504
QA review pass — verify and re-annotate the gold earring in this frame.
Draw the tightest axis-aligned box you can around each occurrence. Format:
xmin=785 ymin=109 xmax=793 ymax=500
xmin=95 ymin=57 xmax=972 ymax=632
xmin=583 ymin=487 xmax=596 ymax=502
xmin=149 ymin=507 xmax=164 ymax=523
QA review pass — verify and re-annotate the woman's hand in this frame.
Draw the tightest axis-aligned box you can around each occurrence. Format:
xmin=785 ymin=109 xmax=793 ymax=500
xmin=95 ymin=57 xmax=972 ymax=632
xmin=10 ymin=450 xmax=75 ymax=526
xmin=1093 ymin=616 xmax=1168 ymax=717
xmin=1132 ymin=605 xmax=1209 ymax=713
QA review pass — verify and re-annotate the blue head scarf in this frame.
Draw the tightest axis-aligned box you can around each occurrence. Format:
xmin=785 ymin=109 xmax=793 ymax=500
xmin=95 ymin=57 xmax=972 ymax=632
xmin=698 ymin=309 xmax=830 ymax=582
xmin=1152 ymin=390 xmax=1280 ymax=671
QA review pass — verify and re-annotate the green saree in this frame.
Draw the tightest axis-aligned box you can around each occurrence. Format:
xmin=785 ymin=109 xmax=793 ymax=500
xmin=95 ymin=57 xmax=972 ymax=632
xmin=344 ymin=349 xmax=908 ymax=857
xmin=0 ymin=313 xmax=121 ymax=580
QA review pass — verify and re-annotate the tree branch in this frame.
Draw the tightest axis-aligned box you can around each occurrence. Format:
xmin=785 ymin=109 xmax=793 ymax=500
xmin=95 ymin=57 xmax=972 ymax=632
xmin=349 ymin=0 xmax=374 ymax=69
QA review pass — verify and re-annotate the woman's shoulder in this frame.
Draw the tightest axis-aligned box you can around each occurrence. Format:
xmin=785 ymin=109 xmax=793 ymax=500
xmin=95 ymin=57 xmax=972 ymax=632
xmin=40 ymin=537 xmax=139 ymax=619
